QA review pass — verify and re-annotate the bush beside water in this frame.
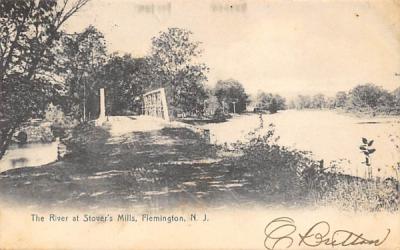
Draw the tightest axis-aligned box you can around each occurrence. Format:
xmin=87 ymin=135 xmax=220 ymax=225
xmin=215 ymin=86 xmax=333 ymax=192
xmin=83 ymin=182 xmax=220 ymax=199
xmin=16 ymin=121 xmax=54 ymax=143
xmin=219 ymin=125 xmax=399 ymax=211
xmin=212 ymin=108 xmax=231 ymax=122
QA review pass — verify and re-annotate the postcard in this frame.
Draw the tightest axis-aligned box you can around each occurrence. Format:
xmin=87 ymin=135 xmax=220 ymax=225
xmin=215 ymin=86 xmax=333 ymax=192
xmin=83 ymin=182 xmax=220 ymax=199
xmin=0 ymin=0 xmax=399 ymax=249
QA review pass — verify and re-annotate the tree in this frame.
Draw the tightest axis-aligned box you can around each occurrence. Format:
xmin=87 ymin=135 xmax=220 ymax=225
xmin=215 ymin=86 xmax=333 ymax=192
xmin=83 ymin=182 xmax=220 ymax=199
xmin=393 ymin=87 xmax=400 ymax=106
xmin=274 ymin=94 xmax=287 ymax=110
xmin=255 ymin=92 xmax=273 ymax=110
xmin=58 ymin=25 xmax=107 ymax=121
xmin=255 ymin=91 xmax=286 ymax=112
xmin=348 ymin=84 xmax=387 ymax=108
xmin=377 ymin=91 xmax=395 ymax=107
xmin=214 ymin=79 xmax=248 ymax=113
xmin=334 ymin=91 xmax=347 ymax=108
xmin=269 ymin=98 xmax=279 ymax=114
xmin=203 ymin=87 xmax=220 ymax=117
xmin=311 ymin=94 xmax=326 ymax=109
xmin=0 ymin=0 xmax=89 ymax=159
xmin=292 ymin=95 xmax=312 ymax=109
xmin=149 ymin=28 xmax=208 ymax=116
xmin=97 ymin=53 xmax=151 ymax=115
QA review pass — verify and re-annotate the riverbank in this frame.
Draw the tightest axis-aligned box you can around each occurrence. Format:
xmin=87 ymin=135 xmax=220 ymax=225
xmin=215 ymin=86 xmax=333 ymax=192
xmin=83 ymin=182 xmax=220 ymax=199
xmin=333 ymin=107 xmax=400 ymax=119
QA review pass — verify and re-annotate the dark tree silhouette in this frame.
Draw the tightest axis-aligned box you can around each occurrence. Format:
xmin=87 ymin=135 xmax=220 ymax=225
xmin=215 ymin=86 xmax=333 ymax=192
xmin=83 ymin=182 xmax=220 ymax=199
xmin=0 ymin=0 xmax=90 ymax=159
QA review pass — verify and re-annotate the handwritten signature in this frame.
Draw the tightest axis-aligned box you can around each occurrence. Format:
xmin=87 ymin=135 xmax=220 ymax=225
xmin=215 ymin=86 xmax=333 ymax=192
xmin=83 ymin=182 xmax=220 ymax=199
xmin=264 ymin=217 xmax=390 ymax=249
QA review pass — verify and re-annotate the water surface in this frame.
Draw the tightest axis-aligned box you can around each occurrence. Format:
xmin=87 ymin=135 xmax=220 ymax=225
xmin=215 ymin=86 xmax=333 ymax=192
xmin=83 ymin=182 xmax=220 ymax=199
xmin=200 ymin=110 xmax=400 ymax=178
xmin=0 ymin=141 xmax=59 ymax=173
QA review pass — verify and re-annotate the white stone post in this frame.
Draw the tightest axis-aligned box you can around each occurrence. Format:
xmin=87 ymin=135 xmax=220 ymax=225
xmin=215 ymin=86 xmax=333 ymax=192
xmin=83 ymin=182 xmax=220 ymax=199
xmin=96 ymin=88 xmax=106 ymax=126
xmin=99 ymin=88 xmax=105 ymax=118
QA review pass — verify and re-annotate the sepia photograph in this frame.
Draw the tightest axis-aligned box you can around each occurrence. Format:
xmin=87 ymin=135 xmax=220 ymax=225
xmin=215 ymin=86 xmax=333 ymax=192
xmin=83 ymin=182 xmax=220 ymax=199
xmin=0 ymin=0 xmax=399 ymax=249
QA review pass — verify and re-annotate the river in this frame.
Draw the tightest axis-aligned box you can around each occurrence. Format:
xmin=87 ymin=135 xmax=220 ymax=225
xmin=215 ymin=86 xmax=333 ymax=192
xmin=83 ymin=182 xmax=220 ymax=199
xmin=0 ymin=140 xmax=59 ymax=173
xmin=199 ymin=110 xmax=400 ymax=179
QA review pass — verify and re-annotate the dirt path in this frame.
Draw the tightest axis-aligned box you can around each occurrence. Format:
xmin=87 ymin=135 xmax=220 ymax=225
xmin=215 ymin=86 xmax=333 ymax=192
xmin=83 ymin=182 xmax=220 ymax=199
xmin=0 ymin=117 xmax=260 ymax=210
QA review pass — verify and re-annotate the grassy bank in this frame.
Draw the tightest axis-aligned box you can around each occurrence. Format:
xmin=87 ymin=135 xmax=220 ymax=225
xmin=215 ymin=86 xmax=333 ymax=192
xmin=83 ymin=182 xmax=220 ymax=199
xmin=334 ymin=107 xmax=400 ymax=118
xmin=218 ymin=125 xmax=399 ymax=211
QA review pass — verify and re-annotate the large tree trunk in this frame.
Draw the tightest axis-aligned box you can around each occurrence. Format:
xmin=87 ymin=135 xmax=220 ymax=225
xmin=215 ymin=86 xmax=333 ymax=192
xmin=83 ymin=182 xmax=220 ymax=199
xmin=0 ymin=126 xmax=16 ymax=160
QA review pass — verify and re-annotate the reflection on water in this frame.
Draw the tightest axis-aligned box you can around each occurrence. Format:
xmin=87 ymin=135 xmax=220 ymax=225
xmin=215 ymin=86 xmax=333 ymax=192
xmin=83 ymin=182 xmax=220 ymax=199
xmin=0 ymin=140 xmax=59 ymax=173
xmin=11 ymin=157 xmax=28 ymax=168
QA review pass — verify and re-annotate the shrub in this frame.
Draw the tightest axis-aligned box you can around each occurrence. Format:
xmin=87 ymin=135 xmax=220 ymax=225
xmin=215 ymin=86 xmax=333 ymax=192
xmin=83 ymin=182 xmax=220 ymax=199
xmin=220 ymin=125 xmax=399 ymax=210
xmin=268 ymin=98 xmax=279 ymax=114
xmin=223 ymin=125 xmax=319 ymax=201
xmin=317 ymin=176 xmax=399 ymax=212
xmin=62 ymin=122 xmax=110 ymax=162
xmin=212 ymin=108 xmax=231 ymax=122
xmin=15 ymin=131 xmax=28 ymax=144
xmin=44 ymin=103 xmax=78 ymax=138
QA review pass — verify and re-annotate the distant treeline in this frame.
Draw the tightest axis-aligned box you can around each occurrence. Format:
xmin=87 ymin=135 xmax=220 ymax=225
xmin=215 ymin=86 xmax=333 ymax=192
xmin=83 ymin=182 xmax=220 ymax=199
xmin=288 ymin=84 xmax=400 ymax=115
xmin=253 ymin=92 xmax=286 ymax=113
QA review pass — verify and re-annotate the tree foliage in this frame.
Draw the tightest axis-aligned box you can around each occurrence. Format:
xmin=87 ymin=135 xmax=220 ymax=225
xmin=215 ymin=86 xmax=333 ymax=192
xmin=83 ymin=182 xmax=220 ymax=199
xmin=289 ymin=95 xmax=313 ymax=109
xmin=393 ymin=87 xmax=400 ymax=106
xmin=311 ymin=94 xmax=326 ymax=109
xmin=0 ymin=0 xmax=89 ymax=159
xmin=334 ymin=91 xmax=347 ymax=108
xmin=255 ymin=91 xmax=286 ymax=113
xmin=58 ymin=25 xmax=107 ymax=120
xmin=214 ymin=79 xmax=249 ymax=113
xmin=288 ymin=84 xmax=400 ymax=115
xmin=0 ymin=0 xmax=89 ymax=81
xmin=97 ymin=54 xmax=152 ymax=115
xmin=149 ymin=28 xmax=208 ymax=116
xmin=348 ymin=84 xmax=389 ymax=108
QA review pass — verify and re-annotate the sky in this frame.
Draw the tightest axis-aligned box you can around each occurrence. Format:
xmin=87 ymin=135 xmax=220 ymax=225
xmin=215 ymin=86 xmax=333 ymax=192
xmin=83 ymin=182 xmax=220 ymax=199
xmin=64 ymin=0 xmax=400 ymax=98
